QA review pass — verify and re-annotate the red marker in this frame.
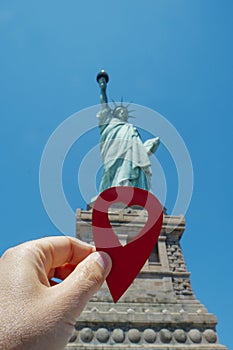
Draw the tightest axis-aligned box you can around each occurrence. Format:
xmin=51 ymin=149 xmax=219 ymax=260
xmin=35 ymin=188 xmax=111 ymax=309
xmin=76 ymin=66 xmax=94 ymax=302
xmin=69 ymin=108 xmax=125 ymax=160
xmin=92 ymin=186 xmax=163 ymax=302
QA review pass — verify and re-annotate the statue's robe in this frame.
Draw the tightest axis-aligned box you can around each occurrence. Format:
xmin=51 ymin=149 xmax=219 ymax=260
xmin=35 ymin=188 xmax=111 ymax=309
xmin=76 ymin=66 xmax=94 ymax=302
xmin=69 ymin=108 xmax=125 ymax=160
xmin=97 ymin=108 xmax=152 ymax=193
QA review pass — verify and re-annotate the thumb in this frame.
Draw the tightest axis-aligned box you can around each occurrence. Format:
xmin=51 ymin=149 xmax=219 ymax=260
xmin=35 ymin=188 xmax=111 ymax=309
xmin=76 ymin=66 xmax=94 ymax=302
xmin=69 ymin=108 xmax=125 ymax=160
xmin=53 ymin=251 xmax=112 ymax=321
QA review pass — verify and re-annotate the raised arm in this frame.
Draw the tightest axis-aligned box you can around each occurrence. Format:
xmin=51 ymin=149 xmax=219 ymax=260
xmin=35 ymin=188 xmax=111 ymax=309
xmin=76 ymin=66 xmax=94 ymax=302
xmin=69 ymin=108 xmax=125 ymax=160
xmin=96 ymin=70 xmax=109 ymax=108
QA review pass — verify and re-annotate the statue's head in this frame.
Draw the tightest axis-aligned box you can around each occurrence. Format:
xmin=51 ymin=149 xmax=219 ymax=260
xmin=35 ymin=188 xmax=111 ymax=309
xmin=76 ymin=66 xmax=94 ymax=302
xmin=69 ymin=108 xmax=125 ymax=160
xmin=112 ymin=106 xmax=129 ymax=121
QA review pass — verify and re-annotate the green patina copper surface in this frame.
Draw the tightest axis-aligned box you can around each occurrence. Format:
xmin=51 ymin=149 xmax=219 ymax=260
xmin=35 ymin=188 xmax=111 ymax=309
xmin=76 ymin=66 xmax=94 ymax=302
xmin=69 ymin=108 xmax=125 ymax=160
xmin=96 ymin=70 xmax=160 ymax=193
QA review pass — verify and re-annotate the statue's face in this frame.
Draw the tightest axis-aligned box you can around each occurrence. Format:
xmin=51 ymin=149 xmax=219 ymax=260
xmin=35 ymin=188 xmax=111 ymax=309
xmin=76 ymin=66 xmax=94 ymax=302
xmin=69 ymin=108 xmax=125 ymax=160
xmin=113 ymin=106 xmax=128 ymax=121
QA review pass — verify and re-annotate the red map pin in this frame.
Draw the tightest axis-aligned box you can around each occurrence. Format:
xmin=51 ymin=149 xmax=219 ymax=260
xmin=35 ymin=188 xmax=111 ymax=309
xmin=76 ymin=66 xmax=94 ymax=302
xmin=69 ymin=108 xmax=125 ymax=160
xmin=92 ymin=186 xmax=163 ymax=302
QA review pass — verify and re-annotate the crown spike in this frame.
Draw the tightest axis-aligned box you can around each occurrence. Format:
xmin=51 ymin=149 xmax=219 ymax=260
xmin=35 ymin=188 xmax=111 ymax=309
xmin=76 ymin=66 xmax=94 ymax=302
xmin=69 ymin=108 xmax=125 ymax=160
xmin=126 ymin=101 xmax=133 ymax=108
xmin=111 ymin=98 xmax=117 ymax=108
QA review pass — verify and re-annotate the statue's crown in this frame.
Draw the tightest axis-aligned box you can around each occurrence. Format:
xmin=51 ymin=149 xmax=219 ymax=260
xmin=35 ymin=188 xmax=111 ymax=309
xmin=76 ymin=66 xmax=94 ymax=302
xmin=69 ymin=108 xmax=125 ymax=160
xmin=112 ymin=99 xmax=134 ymax=121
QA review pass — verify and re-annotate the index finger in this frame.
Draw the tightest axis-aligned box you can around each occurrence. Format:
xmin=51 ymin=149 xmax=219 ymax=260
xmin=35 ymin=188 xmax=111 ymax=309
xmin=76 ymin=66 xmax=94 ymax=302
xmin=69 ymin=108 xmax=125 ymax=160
xmin=15 ymin=236 xmax=95 ymax=273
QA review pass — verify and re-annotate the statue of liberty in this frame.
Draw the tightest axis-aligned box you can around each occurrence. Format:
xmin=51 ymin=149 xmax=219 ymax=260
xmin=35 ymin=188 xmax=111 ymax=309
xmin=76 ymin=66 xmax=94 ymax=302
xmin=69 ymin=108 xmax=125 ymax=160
xmin=96 ymin=70 xmax=160 ymax=193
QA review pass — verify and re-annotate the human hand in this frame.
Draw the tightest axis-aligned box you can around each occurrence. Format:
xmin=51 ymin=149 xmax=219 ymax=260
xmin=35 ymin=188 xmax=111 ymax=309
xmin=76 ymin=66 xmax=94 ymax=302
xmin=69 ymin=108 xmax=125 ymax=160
xmin=0 ymin=236 xmax=112 ymax=350
xmin=99 ymin=76 xmax=107 ymax=91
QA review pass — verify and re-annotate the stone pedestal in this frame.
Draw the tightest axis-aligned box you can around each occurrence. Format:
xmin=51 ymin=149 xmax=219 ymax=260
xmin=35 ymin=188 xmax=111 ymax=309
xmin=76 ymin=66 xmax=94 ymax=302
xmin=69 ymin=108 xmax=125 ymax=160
xmin=66 ymin=207 xmax=227 ymax=349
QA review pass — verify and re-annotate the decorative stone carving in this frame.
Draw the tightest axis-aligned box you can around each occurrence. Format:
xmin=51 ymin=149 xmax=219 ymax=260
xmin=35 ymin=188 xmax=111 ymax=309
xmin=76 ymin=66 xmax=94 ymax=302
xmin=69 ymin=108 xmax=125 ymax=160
xmin=188 ymin=329 xmax=202 ymax=343
xmin=112 ymin=328 xmax=125 ymax=343
xmin=159 ymin=329 xmax=172 ymax=343
xmin=96 ymin=328 xmax=110 ymax=343
xmin=127 ymin=329 xmax=141 ymax=343
xmin=79 ymin=327 xmax=93 ymax=343
xmin=166 ymin=242 xmax=187 ymax=272
xmin=70 ymin=326 xmax=226 ymax=347
xmin=204 ymin=329 xmax=217 ymax=343
xmin=143 ymin=329 xmax=157 ymax=343
xmin=172 ymin=277 xmax=194 ymax=296
xmin=174 ymin=329 xmax=187 ymax=343
xmin=68 ymin=334 xmax=77 ymax=343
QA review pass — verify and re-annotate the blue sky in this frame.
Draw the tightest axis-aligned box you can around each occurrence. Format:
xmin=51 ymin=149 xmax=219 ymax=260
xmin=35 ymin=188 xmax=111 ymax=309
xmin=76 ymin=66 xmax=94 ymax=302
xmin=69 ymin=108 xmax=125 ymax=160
xmin=0 ymin=1 xmax=232 ymax=348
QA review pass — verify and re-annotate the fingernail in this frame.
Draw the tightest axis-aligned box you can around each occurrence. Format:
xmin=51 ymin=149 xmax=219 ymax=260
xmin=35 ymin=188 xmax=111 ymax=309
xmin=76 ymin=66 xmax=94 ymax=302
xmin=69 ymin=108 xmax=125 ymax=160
xmin=94 ymin=252 xmax=112 ymax=272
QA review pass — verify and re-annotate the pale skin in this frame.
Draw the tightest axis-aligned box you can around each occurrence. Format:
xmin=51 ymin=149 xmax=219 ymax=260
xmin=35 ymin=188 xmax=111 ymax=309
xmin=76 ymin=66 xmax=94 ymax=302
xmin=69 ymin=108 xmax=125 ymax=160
xmin=0 ymin=236 xmax=112 ymax=350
